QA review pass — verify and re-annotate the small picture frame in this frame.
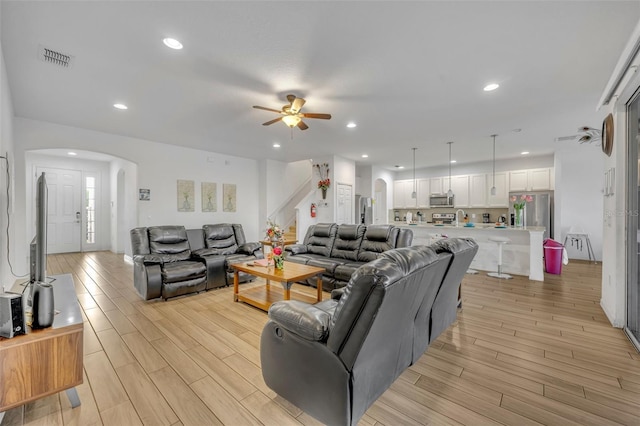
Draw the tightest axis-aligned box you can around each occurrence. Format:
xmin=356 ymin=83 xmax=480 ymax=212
xmin=139 ymin=188 xmax=150 ymax=201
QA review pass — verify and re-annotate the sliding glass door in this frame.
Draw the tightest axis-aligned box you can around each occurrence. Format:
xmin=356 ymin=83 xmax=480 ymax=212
xmin=626 ymin=90 xmax=640 ymax=349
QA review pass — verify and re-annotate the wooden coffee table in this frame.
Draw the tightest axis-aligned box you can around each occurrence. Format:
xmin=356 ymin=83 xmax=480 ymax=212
xmin=231 ymin=261 xmax=324 ymax=311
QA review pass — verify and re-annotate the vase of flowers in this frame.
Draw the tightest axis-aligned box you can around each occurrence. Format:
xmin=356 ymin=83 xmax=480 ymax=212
xmin=266 ymin=220 xmax=283 ymax=242
xmin=511 ymin=195 xmax=532 ymax=228
xmin=315 ymin=163 xmax=330 ymax=200
xmin=272 ymin=246 xmax=284 ymax=270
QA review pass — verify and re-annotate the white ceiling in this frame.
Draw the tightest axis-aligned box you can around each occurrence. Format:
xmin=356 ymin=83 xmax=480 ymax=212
xmin=2 ymin=1 xmax=639 ymax=170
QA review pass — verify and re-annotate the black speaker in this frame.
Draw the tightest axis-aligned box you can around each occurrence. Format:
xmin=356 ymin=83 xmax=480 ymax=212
xmin=0 ymin=293 xmax=26 ymax=338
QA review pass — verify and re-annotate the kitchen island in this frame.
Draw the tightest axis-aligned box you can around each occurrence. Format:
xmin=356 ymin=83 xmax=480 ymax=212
xmin=398 ymin=223 xmax=547 ymax=281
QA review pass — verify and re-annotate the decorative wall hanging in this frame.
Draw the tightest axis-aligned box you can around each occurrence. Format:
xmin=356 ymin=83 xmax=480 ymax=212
xmin=602 ymin=113 xmax=614 ymax=157
xmin=201 ymin=182 xmax=217 ymax=212
xmin=223 ymin=183 xmax=237 ymax=212
xmin=139 ymin=188 xmax=150 ymax=201
xmin=177 ymin=180 xmax=195 ymax=212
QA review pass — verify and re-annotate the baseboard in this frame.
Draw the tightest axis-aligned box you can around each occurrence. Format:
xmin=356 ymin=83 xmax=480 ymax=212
xmin=123 ymin=254 xmax=133 ymax=265
xmin=600 ymin=298 xmax=624 ymax=328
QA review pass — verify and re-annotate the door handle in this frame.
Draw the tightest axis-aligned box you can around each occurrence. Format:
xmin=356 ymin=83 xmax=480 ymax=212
xmin=75 ymin=211 xmax=81 ymax=223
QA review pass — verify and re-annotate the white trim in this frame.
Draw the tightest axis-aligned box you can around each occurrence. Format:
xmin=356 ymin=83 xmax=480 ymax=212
xmin=123 ymin=254 xmax=133 ymax=265
xmin=598 ymin=20 xmax=640 ymax=109
xmin=601 ymin=298 xmax=624 ymax=328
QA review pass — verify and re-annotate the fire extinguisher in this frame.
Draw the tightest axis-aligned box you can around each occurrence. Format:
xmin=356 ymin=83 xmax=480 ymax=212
xmin=310 ymin=203 xmax=317 ymax=218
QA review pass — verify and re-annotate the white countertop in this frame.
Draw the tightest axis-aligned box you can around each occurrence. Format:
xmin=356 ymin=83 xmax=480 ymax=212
xmin=396 ymin=223 xmax=546 ymax=233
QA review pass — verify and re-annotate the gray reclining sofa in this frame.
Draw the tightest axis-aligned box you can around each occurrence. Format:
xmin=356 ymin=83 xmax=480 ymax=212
xmin=261 ymin=237 xmax=478 ymax=426
xmin=285 ymin=223 xmax=413 ymax=291
xmin=130 ymin=224 xmax=262 ymax=300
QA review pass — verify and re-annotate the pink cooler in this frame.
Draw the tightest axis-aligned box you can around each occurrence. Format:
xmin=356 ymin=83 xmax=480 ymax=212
xmin=543 ymin=238 xmax=564 ymax=275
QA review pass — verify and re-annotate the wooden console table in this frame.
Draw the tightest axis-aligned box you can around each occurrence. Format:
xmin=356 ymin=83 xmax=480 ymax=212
xmin=0 ymin=274 xmax=83 ymax=412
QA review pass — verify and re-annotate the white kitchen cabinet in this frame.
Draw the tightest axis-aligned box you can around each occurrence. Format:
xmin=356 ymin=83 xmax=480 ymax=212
xmin=451 ymin=175 xmax=470 ymax=207
xmin=393 ymin=180 xmax=416 ymax=208
xmin=508 ymin=168 xmax=554 ymax=192
xmin=429 ymin=177 xmax=444 ymax=195
xmin=417 ymin=179 xmax=430 ymax=207
xmin=469 ymin=174 xmax=487 ymax=207
xmin=530 ymin=168 xmax=553 ymax=190
xmin=486 ymin=172 xmax=509 ymax=207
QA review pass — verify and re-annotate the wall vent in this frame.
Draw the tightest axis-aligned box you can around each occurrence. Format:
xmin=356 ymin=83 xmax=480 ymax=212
xmin=38 ymin=45 xmax=74 ymax=68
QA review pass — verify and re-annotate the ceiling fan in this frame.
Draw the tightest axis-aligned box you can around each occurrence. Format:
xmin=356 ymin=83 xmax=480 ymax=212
xmin=555 ymin=126 xmax=602 ymax=144
xmin=253 ymin=94 xmax=331 ymax=130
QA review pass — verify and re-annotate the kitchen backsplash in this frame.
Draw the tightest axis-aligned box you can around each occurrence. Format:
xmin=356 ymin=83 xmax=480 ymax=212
xmin=389 ymin=208 xmax=509 ymax=223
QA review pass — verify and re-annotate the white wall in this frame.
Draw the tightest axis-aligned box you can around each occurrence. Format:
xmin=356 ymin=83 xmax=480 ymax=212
xmin=110 ymin=158 xmax=137 ymax=255
xmin=0 ymin=30 xmax=16 ymax=290
xmin=598 ymin=21 xmax=640 ymax=328
xmin=553 ymin=144 xmax=604 ymax=260
xmin=372 ymin=165 xmax=395 ymax=224
xmin=12 ymin=117 xmax=261 ymax=274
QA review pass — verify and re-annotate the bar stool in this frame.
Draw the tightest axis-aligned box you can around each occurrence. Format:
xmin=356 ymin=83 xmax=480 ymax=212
xmin=563 ymin=226 xmax=596 ymax=263
xmin=488 ymin=236 xmax=512 ymax=279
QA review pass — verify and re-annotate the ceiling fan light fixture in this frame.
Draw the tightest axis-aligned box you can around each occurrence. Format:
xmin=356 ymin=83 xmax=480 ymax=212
xmin=282 ymin=115 xmax=302 ymax=127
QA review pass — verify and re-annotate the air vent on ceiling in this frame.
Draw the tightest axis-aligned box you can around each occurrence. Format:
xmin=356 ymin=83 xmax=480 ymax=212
xmin=38 ymin=45 xmax=74 ymax=68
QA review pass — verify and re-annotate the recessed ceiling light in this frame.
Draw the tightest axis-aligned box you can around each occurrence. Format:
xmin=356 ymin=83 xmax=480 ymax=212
xmin=521 ymin=151 xmax=530 ymax=155
xmin=113 ymin=103 xmax=128 ymax=110
xmin=483 ymin=83 xmax=499 ymax=92
xmin=362 ymin=154 xmax=368 ymax=158
xmin=395 ymin=165 xmax=405 ymax=169
xmin=163 ymin=38 xmax=183 ymax=50
xmin=450 ymin=160 xmax=457 ymax=163
xmin=273 ymin=143 xmax=281 ymax=148
xmin=67 ymin=152 xmax=77 ymax=156
xmin=513 ymin=128 xmax=522 ymax=133
xmin=347 ymin=122 xmax=357 ymax=128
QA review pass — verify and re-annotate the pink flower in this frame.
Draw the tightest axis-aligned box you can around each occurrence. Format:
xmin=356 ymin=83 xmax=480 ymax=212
xmin=525 ymin=195 xmax=534 ymax=202
xmin=510 ymin=195 xmax=517 ymax=202
xmin=272 ymin=247 xmax=282 ymax=256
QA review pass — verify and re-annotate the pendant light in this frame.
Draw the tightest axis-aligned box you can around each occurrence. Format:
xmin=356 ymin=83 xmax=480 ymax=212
xmin=446 ymin=141 xmax=454 ymax=198
xmin=490 ymin=134 xmax=497 ymax=196
xmin=411 ymin=147 xmax=417 ymax=199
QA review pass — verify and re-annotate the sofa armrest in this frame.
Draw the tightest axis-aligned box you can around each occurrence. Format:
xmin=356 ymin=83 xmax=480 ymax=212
xmin=137 ymin=254 xmax=164 ymax=265
xmin=268 ymin=301 xmax=331 ymax=341
xmin=330 ymin=287 xmax=346 ymax=300
xmin=285 ymin=244 xmax=308 ymax=255
xmin=237 ymin=241 xmax=261 ymax=255
xmin=132 ymin=255 xmax=162 ymax=300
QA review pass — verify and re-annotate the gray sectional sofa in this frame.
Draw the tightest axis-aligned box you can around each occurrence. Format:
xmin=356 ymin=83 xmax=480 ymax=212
xmin=285 ymin=223 xmax=413 ymax=291
xmin=130 ymin=224 xmax=263 ymax=300
xmin=261 ymin=238 xmax=479 ymax=426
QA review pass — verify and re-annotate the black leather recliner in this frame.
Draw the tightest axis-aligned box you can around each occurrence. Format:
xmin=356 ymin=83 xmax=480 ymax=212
xmin=260 ymin=238 xmax=478 ymax=426
xmin=130 ymin=226 xmax=207 ymax=300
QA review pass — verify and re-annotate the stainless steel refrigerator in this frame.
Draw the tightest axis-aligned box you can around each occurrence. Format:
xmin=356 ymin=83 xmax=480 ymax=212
xmin=355 ymin=195 xmax=373 ymax=225
xmin=508 ymin=191 xmax=553 ymax=238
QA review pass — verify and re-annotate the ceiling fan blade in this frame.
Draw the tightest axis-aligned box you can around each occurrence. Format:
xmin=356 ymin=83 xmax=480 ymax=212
xmin=301 ymin=113 xmax=331 ymax=120
xmin=253 ymin=105 xmax=282 ymax=113
xmin=290 ymin=97 xmax=306 ymax=114
xmin=297 ymin=120 xmax=309 ymax=130
xmin=262 ymin=117 xmax=283 ymax=126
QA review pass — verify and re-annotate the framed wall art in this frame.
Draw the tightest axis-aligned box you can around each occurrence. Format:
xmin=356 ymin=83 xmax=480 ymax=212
xmin=177 ymin=179 xmax=195 ymax=212
xmin=202 ymin=182 xmax=217 ymax=212
xmin=223 ymin=183 xmax=236 ymax=212
xmin=139 ymin=188 xmax=150 ymax=201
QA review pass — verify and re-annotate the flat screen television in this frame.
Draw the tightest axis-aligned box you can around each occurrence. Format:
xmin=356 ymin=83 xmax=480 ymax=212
xmin=29 ymin=172 xmax=48 ymax=304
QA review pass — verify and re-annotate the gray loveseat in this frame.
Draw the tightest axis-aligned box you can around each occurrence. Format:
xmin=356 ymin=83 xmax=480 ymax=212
xmin=285 ymin=223 xmax=413 ymax=291
xmin=261 ymin=238 xmax=478 ymax=426
xmin=130 ymin=224 xmax=263 ymax=300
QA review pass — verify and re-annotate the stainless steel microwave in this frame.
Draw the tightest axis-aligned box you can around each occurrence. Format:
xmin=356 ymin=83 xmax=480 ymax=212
xmin=429 ymin=194 xmax=454 ymax=207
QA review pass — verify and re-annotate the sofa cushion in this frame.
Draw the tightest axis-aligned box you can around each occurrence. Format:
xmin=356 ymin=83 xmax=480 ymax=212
xmin=162 ymin=260 xmax=206 ymax=284
xmin=306 ymin=258 xmax=344 ymax=275
xmin=306 ymin=223 xmax=337 ymax=257
xmin=148 ymin=226 xmax=191 ymax=261
xmin=334 ymin=262 xmax=364 ymax=282
xmin=203 ymin=224 xmax=239 ymax=255
xmin=330 ymin=225 xmax=365 ymax=261
xmin=357 ymin=225 xmax=399 ymax=262
xmin=225 ymin=253 xmax=259 ymax=270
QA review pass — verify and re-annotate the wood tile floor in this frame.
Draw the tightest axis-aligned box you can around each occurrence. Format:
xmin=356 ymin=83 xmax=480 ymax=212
xmin=2 ymin=252 xmax=639 ymax=425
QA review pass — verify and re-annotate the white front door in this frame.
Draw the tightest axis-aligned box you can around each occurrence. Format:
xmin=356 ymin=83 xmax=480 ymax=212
xmin=36 ymin=167 xmax=82 ymax=254
xmin=336 ymin=183 xmax=353 ymax=224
